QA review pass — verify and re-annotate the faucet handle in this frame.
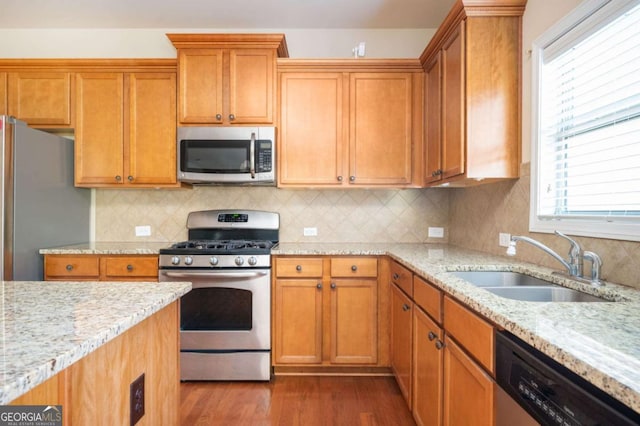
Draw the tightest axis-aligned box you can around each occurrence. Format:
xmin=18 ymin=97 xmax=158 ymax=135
xmin=554 ymin=231 xmax=583 ymax=276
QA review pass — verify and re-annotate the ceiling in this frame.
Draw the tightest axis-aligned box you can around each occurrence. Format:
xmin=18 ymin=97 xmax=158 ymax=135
xmin=1 ymin=0 xmax=456 ymax=29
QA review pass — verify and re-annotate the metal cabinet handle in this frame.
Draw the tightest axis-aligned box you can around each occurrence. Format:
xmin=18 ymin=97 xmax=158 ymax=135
xmin=435 ymin=340 xmax=444 ymax=350
xmin=337 ymin=176 xmax=343 ymax=182
xmin=402 ymin=304 xmax=410 ymax=311
xmin=393 ymin=273 xmax=400 ymax=280
xmin=215 ymin=114 xmax=222 ymax=120
xmin=351 ymin=265 xmax=358 ymax=272
xmin=66 ymin=264 xmax=73 ymax=271
xmin=428 ymin=331 xmax=437 ymax=341
xmin=115 ymin=175 xmax=122 ymax=181
xmin=349 ymin=176 xmax=356 ymax=182
xmin=127 ymin=264 xmax=134 ymax=271
xmin=296 ymin=265 xmax=302 ymax=271
xmin=127 ymin=176 xmax=134 ymax=182
xmin=229 ymin=114 xmax=235 ymax=121
xmin=331 ymin=283 xmax=336 ymax=289
xmin=316 ymin=283 xmax=322 ymax=289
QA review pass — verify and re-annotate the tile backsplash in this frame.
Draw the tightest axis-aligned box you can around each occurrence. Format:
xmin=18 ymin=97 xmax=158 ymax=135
xmin=95 ymin=187 xmax=450 ymax=244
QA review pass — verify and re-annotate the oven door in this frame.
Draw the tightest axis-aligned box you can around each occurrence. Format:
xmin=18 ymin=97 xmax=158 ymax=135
xmin=159 ymin=269 xmax=270 ymax=351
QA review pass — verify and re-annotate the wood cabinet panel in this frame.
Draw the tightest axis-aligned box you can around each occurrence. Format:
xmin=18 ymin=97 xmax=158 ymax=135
xmin=424 ymin=52 xmax=442 ymax=183
xmin=390 ymin=260 xmax=413 ymax=297
xmin=7 ymin=72 xmax=72 ymax=126
xmin=443 ymin=337 xmax=495 ymax=426
xmin=413 ymin=305 xmax=444 ymax=426
xmin=229 ymin=49 xmax=275 ymax=124
xmin=278 ymin=72 xmax=346 ymax=186
xmin=103 ymin=256 xmax=159 ymax=279
xmin=413 ymin=275 xmax=443 ymax=324
xmin=44 ymin=255 xmax=100 ymax=280
xmin=0 ymin=73 xmax=7 ymax=116
xmin=128 ymin=72 xmax=177 ymax=185
xmin=273 ymin=278 xmax=323 ymax=364
xmin=349 ymin=73 xmax=413 ymax=186
xmin=444 ymin=296 xmax=494 ymax=374
xmin=330 ymin=257 xmax=377 ymax=277
xmin=275 ymin=257 xmax=323 ymax=278
xmin=75 ymin=73 xmax=124 ymax=185
xmin=391 ymin=283 xmax=413 ymax=406
xmin=330 ymin=277 xmax=378 ymax=364
xmin=176 ymin=49 xmax=224 ymax=124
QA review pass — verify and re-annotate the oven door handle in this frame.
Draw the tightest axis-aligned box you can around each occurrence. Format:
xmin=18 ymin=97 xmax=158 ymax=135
xmin=249 ymin=132 xmax=256 ymax=179
xmin=161 ymin=270 xmax=269 ymax=280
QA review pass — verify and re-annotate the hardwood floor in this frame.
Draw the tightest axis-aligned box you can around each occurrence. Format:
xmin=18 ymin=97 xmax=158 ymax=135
xmin=180 ymin=376 xmax=417 ymax=425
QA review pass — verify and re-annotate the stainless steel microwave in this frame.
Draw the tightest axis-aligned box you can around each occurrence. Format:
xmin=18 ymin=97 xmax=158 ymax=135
xmin=177 ymin=127 xmax=275 ymax=185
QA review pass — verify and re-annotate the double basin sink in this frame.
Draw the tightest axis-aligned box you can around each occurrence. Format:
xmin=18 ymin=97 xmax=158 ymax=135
xmin=450 ymin=271 xmax=609 ymax=302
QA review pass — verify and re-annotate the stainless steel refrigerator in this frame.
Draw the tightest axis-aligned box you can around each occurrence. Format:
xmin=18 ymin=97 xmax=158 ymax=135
xmin=0 ymin=115 xmax=91 ymax=281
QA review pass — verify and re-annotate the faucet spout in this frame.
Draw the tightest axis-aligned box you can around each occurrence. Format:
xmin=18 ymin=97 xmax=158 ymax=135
xmin=507 ymin=235 xmax=573 ymax=274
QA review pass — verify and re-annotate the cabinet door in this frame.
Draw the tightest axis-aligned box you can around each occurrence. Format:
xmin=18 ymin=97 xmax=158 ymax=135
xmin=0 ymin=73 xmax=7 ymax=116
xmin=7 ymin=72 xmax=72 ymax=126
xmin=443 ymin=337 xmax=495 ymax=426
xmin=279 ymin=72 xmax=346 ymax=186
xmin=441 ymin=21 xmax=466 ymax=180
xmin=349 ymin=73 xmax=413 ymax=186
xmin=75 ymin=73 xmax=124 ymax=186
xmin=229 ymin=49 xmax=275 ymax=124
xmin=413 ymin=306 xmax=443 ymax=426
xmin=274 ymin=279 xmax=323 ymax=364
xmin=424 ymin=52 xmax=443 ymax=184
xmin=330 ymin=277 xmax=378 ymax=364
xmin=128 ymin=73 xmax=177 ymax=185
xmin=177 ymin=49 xmax=224 ymax=124
xmin=391 ymin=283 xmax=413 ymax=405
xmin=102 ymin=256 xmax=159 ymax=280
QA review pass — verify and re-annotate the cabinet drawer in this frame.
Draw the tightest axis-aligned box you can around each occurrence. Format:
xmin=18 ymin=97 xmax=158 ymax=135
xmin=330 ymin=257 xmax=377 ymax=277
xmin=45 ymin=256 xmax=100 ymax=279
xmin=103 ymin=256 xmax=158 ymax=279
xmin=390 ymin=260 xmax=412 ymax=297
xmin=414 ymin=275 xmax=443 ymax=324
xmin=276 ymin=258 xmax=323 ymax=278
xmin=443 ymin=296 xmax=494 ymax=374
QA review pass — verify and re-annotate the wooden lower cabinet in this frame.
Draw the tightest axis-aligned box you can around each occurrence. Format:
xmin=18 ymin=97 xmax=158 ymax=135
xmin=391 ymin=283 xmax=413 ymax=406
xmin=273 ymin=256 xmax=382 ymax=369
xmin=443 ymin=337 xmax=495 ymax=426
xmin=11 ymin=301 xmax=180 ymax=426
xmin=413 ymin=306 xmax=444 ymax=426
xmin=44 ymin=254 xmax=159 ymax=281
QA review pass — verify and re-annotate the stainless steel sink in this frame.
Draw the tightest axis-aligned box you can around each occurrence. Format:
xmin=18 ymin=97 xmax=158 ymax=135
xmin=450 ymin=271 xmax=609 ymax=302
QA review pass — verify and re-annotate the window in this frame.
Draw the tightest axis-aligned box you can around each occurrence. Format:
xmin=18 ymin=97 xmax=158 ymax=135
xmin=531 ymin=0 xmax=640 ymax=241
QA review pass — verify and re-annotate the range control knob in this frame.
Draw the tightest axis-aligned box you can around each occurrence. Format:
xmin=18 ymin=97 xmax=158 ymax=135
xmin=184 ymin=256 xmax=194 ymax=266
xmin=248 ymin=256 xmax=258 ymax=266
xmin=209 ymin=257 xmax=219 ymax=266
xmin=235 ymin=256 xmax=245 ymax=266
xmin=171 ymin=256 xmax=180 ymax=265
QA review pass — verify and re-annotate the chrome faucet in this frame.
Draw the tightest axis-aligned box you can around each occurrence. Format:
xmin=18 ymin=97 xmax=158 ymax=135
xmin=506 ymin=231 xmax=603 ymax=286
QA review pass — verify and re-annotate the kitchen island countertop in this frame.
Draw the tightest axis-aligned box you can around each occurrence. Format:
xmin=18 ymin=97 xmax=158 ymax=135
xmin=0 ymin=280 xmax=191 ymax=404
xmin=273 ymin=242 xmax=640 ymax=414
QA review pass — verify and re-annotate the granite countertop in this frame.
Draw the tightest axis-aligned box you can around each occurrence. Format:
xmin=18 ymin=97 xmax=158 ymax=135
xmin=0 ymin=280 xmax=191 ymax=404
xmin=273 ymin=243 xmax=640 ymax=414
xmin=39 ymin=241 xmax=170 ymax=255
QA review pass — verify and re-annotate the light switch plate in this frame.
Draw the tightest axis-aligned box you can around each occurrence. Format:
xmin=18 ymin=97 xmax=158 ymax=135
xmin=303 ymin=227 xmax=318 ymax=237
xmin=428 ymin=227 xmax=445 ymax=238
xmin=135 ymin=225 xmax=151 ymax=237
xmin=499 ymin=232 xmax=511 ymax=247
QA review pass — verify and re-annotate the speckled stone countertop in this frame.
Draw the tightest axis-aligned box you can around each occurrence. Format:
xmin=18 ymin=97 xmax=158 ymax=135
xmin=0 ymin=280 xmax=191 ymax=404
xmin=39 ymin=241 xmax=170 ymax=255
xmin=273 ymin=243 xmax=640 ymax=414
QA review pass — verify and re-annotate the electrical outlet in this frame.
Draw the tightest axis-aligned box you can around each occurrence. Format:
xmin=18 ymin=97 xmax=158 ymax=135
xmin=303 ymin=227 xmax=318 ymax=237
xmin=428 ymin=227 xmax=445 ymax=238
xmin=135 ymin=226 xmax=151 ymax=237
xmin=130 ymin=373 xmax=145 ymax=425
xmin=499 ymin=233 xmax=512 ymax=247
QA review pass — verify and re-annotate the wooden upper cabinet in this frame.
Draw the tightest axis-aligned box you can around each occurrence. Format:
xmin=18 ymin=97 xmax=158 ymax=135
xmin=7 ymin=72 xmax=72 ymax=127
xmin=0 ymin=73 xmax=6 ymax=116
xmin=75 ymin=72 xmax=125 ymax=186
xmin=168 ymin=34 xmax=288 ymax=126
xmin=75 ymin=68 xmax=178 ymax=188
xmin=128 ymin=72 xmax=177 ymax=185
xmin=279 ymin=72 xmax=346 ymax=186
xmin=420 ymin=1 xmax=525 ymax=186
xmin=277 ymin=61 xmax=423 ymax=188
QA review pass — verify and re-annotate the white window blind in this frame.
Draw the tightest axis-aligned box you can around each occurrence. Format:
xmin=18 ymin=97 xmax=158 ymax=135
xmin=532 ymin=0 xmax=640 ymax=241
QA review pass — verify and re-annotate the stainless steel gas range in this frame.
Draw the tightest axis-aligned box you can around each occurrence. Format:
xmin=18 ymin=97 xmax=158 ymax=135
xmin=158 ymin=209 xmax=279 ymax=381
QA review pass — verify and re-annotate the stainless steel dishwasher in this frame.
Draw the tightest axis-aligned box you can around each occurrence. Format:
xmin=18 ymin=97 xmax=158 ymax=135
xmin=495 ymin=331 xmax=640 ymax=425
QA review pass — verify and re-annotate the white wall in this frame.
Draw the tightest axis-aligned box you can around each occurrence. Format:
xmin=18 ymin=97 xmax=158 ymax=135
xmin=0 ymin=28 xmax=434 ymax=59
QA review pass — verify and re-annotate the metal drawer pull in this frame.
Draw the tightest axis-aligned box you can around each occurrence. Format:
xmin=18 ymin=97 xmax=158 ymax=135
xmin=331 ymin=283 xmax=336 ymax=289
xmin=317 ymin=283 xmax=322 ymax=289
xmin=349 ymin=176 xmax=355 ymax=182
xmin=435 ymin=340 xmax=444 ymax=350
xmin=337 ymin=176 xmax=343 ymax=182
xmin=428 ymin=331 xmax=437 ymax=341
xmin=66 ymin=264 xmax=73 ymax=271
xmin=115 ymin=175 xmax=122 ymax=181
xmin=296 ymin=265 xmax=302 ymax=271
xmin=128 ymin=176 xmax=134 ymax=182
xmin=402 ymin=304 xmax=410 ymax=311
xmin=229 ymin=114 xmax=235 ymax=121
xmin=393 ymin=273 xmax=400 ymax=280
xmin=351 ymin=265 xmax=358 ymax=272
xmin=127 ymin=264 xmax=134 ymax=271
xmin=215 ymin=114 xmax=222 ymax=120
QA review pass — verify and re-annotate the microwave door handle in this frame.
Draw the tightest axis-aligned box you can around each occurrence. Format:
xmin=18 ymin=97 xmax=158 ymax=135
xmin=250 ymin=132 xmax=256 ymax=179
